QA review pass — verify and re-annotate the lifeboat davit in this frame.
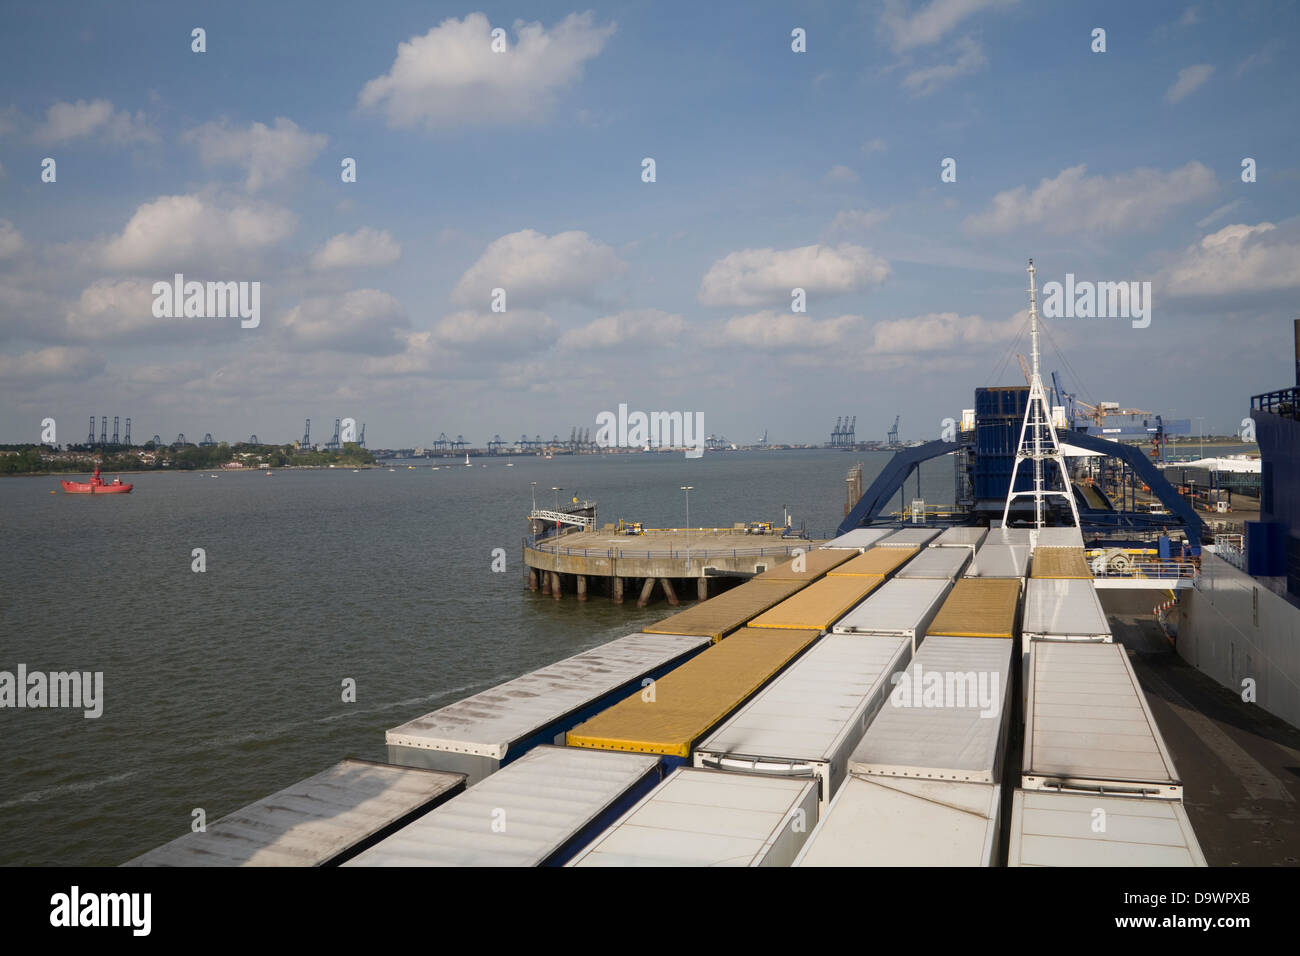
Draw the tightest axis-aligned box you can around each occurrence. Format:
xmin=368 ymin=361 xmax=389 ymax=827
xmin=61 ymin=469 xmax=133 ymax=494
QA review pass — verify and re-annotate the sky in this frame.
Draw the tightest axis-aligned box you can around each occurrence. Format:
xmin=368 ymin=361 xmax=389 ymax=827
xmin=0 ymin=0 xmax=1297 ymax=448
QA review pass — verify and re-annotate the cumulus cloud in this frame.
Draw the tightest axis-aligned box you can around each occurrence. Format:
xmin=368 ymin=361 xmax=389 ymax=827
xmin=879 ymin=0 xmax=1017 ymax=52
xmin=359 ymin=12 xmax=615 ymax=129
xmin=964 ymin=162 xmax=1216 ymax=235
xmin=183 ymin=117 xmax=327 ymax=191
xmin=0 ymin=346 xmax=105 ymax=383
xmin=62 ymin=279 xmax=163 ymax=341
xmin=0 ymin=220 xmax=22 ymax=258
xmin=451 ymin=229 xmax=626 ymax=307
xmin=866 ymin=310 xmax=1021 ymax=353
xmin=556 ymin=309 xmax=686 ymax=350
xmin=278 ymin=289 xmax=409 ymax=354
xmin=699 ymin=243 xmax=890 ymax=308
xmin=310 ymin=228 xmax=401 ymax=271
xmin=1166 ymin=64 xmax=1214 ymax=103
xmin=100 ymin=194 xmax=297 ymax=271
xmin=1160 ymin=221 xmax=1300 ymax=297
xmin=712 ymin=311 xmax=866 ymax=349
xmin=901 ymin=36 xmax=987 ymax=96
xmin=32 ymin=99 xmax=156 ymax=144
xmin=432 ymin=308 xmax=557 ymax=355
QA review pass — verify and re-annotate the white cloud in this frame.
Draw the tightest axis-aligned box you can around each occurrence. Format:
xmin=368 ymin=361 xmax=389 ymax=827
xmin=862 ymin=138 xmax=887 ymax=156
xmin=0 ymin=220 xmax=22 ymax=258
xmin=879 ymin=0 xmax=1017 ymax=52
xmin=1178 ymin=7 xmax=1200 ymax=27
xmin=100 ymin=194 xmax=297 ymax=271
xmin=699 ymin=243 xmax=891 ymax=308
xmin=964 ymin=162 xmax=1217 ymax=235
xmin=866 ymin=310 xmax=1020 ymax=353
xmin=1166 ymin=64 xmax=1214 ymax=103
xmin=279 ymin=289 xmax=409 ymax=354
xmin=359 ymin=12 xmax=615 ymax=129
xmin=310 ymin=228 xmax=401 ymax=271
xmin=824 ymin=164 xmax=860 ymax=184
xmin=901 ymin=36 xmax=987 ymax=96
xmin=1160 ymin=221 xmax=1300 ymax=297
xmin=826 ymin=209 xmax=892 ymax=239
xmin=451 ymin=229 xmax=626 ymax=307
xmin=32 ymin=99 xmax=156 ymax=144
xmin=1196 ymin=199 xmax=1246 ymax=229
xmin=713 ymin=311 xmax=866 ymax=349
xmin=0 ymin=346 xmax=105 ymax=383
xmin=432 ymin=308 xmax=557 ymax=354
xmin=556 ymin=309 xmax=686 ymax=350
xmin=63 ymin=279 xmax=163 ymax=341
xmin=183 ymin=117 xmax=327 ymax=191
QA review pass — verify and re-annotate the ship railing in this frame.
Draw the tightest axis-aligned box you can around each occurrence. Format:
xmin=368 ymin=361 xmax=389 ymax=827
xmin=1210 ymin=535 xmax=1247 ymax=571
xmin=1251 ymin=387 xmax=1300 ymax=419
xmin=1091 ymin=560 xmax=1200 ymax=582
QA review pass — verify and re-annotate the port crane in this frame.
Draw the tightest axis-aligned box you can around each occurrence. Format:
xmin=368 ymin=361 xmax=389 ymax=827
xmin=887 ymin=415 xmax=900 ymax=445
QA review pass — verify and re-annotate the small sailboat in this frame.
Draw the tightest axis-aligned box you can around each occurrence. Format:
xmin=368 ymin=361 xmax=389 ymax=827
xmin=465 ymin=453 xmax=472 ymax=467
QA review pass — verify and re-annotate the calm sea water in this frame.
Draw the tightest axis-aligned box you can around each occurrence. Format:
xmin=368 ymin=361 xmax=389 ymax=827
xmin=0 ymin=449 xmax=954 ymax=866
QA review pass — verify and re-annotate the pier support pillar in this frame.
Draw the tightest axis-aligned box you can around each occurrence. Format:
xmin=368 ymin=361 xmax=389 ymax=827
xmin=540 ymin=570 xmax=550 ymax=595
xmin=660 ymin=578 xmax=679 ymax=607
xmin=576 ymin=575 xmax=588 ymax=601
xmin=612 ymin=576 xmax=624 ymax=604
xmin=697 ymin=577 xmax=708 ymax=601
xmin=528 ymin=568 xmax=538 ymax=592
xmin=551 ymin=572 xmax=562 ymax=600
xmin=637 ymin=577 xmax=656 ymax=608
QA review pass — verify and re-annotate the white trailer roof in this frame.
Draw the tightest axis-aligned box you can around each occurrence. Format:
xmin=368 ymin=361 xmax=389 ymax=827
xmin=124 ymin=760 xmax=465 ymax=867
xmin=963 ymin=542 xmax=1030 ymax=579
xmin=878 ymin=528 xmax=942 ymax=548
xmin=896 ymin=547 xmax=971 ymax=580
xmin=1024 ymin=642 xmax=1181 ymax=797
xmin=794 ymin=775 xmax=1000 ymax=867
xmin=1008 ymin=789 xmax=1206 ymax=866
xmin=818 ymin=529 xmax=895 ymax=551
xmin=696 ymin=634 xmax=910 ymax=764
xmin=567 ymin=769 xmax=817 ymax=867
xmin=344 ymin=747 xmax=659 ymax=867
xmin=832 ymin=578 xmax=952 ymax=636
xmin=930 ymin=527 xmax=988 ymax=549
xmin=1023 ymin=578 xmax=1111 ymax=639
xmin=1031 ymin=527 xmax=1086 ymax=549
xmin=848 ymin=636 xmax=1013 ymax=783
xmin=386 ymin=633 xmax=708 ymax=758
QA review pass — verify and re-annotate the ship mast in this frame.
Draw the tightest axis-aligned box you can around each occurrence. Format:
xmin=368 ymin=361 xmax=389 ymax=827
xmin=1002 ymin=259 xmax=1082 ymax=531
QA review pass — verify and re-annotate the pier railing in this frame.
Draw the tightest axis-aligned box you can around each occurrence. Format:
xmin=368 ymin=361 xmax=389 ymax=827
xmin=523 ymin=537 xmax=817 ymax=561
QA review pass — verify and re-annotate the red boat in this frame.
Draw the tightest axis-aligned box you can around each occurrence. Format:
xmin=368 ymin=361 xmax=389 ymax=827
xmin=61 ymin=468 xmax=133 ymax=494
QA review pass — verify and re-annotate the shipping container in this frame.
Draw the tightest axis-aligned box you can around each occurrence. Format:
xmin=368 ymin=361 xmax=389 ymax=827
xmin=832 ymin=578 xmax=952 ymax=650
xmin=963 ymin=541 xmax=1030 ymax=579
xmin=753 ymin=548 xmax=854 ymax=582
xmin=1022 ymin=578 xmax=1112 ymax=642
xmin=566 ymin=627 xmax=820 ymax=761
xmin=125 ymin=760 xmax=466 ymax=867
xmin=818 ymin=528 xmax=896 ymax=551
xmin=926 ymin=578 xmax=1021 ymax=639
xmin=930 ymin=527 xmax=988 ymax=549
xmin=1032 ymin=527 xmax=1086 ymax=549
xmin=644 ymin=578 xmax=808 ymax=641
xmin=826 ymin=546 xmax=917 ymax=577
xmin=1007 ymin=789 xmax=1206 ymax=866
xmin=848 ymin=636 xmax=1014 ymax=784
xmin=693 ymin=634 xmax=912 ymax=813
xmin=387 ymin=632 xmax=710 ymax=782
xmin=896 ymin=547 xmax=971 ymax=580
xmin=566 ymin=767 xmax=819 ymax=866
xmin=344 ymin=747 xmax=660 ymax=867
xmin=747 ymin=574 xmax=885 ymax=630
xmin=1031 ymin=547 xmax=1092 ymax=578
xmin=1023 ymin=642 xmax=1182 ymax=799
xmin=878 ymin=528 xmax=942 ymax=548
xmin=793 ymin=775 xmax=1000 ymax=867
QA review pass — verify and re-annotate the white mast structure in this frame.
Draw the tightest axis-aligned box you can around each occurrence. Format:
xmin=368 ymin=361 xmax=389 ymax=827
xmin=1002 ymin=258 xmax=1082 ymax=532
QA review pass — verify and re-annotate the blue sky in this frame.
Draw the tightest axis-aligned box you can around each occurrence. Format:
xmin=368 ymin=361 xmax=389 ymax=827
xmin=1 ymin=0 xmax=1297 ymax=447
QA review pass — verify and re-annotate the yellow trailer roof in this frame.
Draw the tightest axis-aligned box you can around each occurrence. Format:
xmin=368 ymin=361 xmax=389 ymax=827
xmin=643 ymin=578 xmax=808 ymax=641
xmin=925 ymin=578 xmax=1021 ymax=639
xmin=1031 ymin=547 xmax=1093 ymax=579
xmin=826 ymin=546 xmax=918 ymax=577
xmin=565 ymin=628 xmax=819 ymax=757
xmin=752 ymin=548 xmax=854 ymax=582
xmin=747 ymin=574 xmax=885 ymax=631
